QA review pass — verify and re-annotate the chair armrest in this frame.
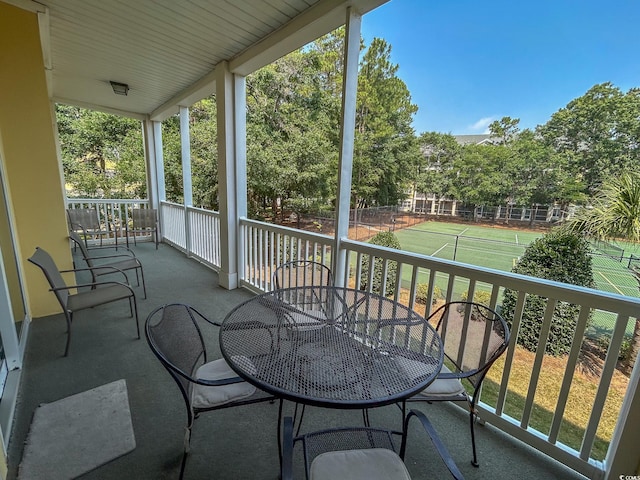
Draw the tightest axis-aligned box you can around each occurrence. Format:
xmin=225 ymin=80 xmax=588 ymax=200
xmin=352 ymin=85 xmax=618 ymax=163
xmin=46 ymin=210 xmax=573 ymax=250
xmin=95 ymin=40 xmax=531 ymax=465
xmin=85 ymin=245 xmax=137 ymax=257
xmin=60 ymin=265 xmax=129 ymax=283
xmin=69 ymin=221 xmax=85 ymax=231
xmin=87 ymin=253 xmax=139 ymax=262
xmin=281 ymin=416 xmax=294 ymax=480
xmin=402 ymin=409 xmax=465 ymax=480
xmin=49 ymin=280 xmax=135 ymax=294
xmin=193 ymin=375 xmax=246 ymax=387
xmin=186 ymin=305 xmax=223 ymax=328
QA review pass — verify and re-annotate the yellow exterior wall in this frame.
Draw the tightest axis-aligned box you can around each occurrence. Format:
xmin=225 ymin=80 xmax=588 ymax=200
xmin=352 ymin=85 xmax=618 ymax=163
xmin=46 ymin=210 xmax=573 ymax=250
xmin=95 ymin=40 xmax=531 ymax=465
xmin=0 ymin=2 xmax=73 ymax=317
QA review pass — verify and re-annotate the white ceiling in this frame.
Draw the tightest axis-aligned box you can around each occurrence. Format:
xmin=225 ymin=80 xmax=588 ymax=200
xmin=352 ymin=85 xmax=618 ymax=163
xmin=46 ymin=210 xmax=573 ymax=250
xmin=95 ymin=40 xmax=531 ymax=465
xmin=13 ymin=0 xmax=387 ymax=121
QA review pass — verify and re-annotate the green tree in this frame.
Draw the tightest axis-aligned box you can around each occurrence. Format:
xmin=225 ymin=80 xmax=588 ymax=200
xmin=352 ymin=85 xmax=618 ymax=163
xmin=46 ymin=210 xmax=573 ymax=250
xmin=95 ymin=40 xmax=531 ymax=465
xmin=488 ymin=116 xmax=520 ymax=145
xmin=353 ymin=37 xmax=418 ymax=208
xmin=246 ymin=50 xmax=335 ymax=220
xmin=563 ymin=171 xmax=640 ymax=372
xmin=415 ymin=132 xmax=460 ymax=210
xmin=57 ymin=104 xmax=145 ymax=198
xmin=538 ymin=82 xmax=640 ymax=194
xmin=160 ymin=115 xmax=184 ymax=204
xmin=453 ymin=143 xmax=512 ymax=214
xmin=501 ymin=229 xmax=595 ymax=356
xmin=189 ymin=98 xmax=219 ymax=209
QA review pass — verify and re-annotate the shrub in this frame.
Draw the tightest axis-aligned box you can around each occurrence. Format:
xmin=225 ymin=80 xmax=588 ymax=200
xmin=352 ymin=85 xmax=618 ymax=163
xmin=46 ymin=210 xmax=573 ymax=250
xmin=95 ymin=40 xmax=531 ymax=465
xmin=460 ymin=290 xmax=492 ymax=306
xmin=501 ymin=229 xmax=595 ymax=356
xmin=359 ymin=231 xmax=401 ymax=296
xmin=415 ymin=283 xmax=443 ymax=305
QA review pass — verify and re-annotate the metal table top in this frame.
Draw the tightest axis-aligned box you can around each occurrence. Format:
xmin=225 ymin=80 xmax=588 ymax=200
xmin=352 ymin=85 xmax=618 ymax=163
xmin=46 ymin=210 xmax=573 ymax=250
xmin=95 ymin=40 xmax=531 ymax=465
xmin=220 ymin=286 xmax=443 ymax=409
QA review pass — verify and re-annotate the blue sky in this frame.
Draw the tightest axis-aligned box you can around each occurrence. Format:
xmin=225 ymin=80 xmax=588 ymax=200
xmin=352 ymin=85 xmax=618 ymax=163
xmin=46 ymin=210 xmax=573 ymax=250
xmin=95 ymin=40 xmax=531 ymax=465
xmin=361 ymin=0 xmax=640 ymax=135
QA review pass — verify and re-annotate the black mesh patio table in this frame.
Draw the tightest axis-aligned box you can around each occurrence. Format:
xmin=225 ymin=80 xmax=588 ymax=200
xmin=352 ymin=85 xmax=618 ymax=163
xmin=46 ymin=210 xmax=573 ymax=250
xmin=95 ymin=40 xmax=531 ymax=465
xmin=220 ymin=286 xmax=443 ymax=408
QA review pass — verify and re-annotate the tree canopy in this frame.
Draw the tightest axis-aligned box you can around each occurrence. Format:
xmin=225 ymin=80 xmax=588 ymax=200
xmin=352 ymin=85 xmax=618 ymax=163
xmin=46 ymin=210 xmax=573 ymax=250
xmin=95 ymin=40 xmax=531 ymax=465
xmin=58 ymin=26 xmax=640 ymax=223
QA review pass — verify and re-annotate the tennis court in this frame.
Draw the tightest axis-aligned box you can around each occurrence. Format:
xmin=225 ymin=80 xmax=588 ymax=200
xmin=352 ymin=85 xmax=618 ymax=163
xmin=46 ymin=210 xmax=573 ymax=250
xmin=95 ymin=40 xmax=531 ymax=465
xmin=390 ymin=221 xmax=640 ymax=338
xmin=394 ymin=221 xmax=640 ymax=297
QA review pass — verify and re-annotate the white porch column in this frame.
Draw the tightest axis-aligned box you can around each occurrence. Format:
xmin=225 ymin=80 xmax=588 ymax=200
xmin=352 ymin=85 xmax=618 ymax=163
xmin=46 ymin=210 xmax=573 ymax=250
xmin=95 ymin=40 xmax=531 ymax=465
xmin=235 ymin=75 xmax=248 ymax=286
xmin=332 ymin=7 xmax=361 ymax=287
xmin=216 ymin=60 xmax=240 ymax=290
xmin=142 ymin=118 xmax=158 ymax=209
xmin=142 ymin=118 xmax=165 ymax=239
xmin=180 ymin=106 xmax=193 ymax=206
xmin=180 ymin=106 xmax=193 ymax=253
xmin=153 ymin=120 xmax=166 ymax=203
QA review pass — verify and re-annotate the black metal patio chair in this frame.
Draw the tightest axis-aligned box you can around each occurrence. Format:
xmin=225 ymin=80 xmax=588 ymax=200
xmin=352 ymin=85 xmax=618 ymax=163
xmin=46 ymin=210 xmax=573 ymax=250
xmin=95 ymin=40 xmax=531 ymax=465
xmin=145 ymin=303 xmax=276 ymax=479
xmin=272 ymin=260 xmax=334 ymax=290
xmin=69 ymin=230 xmax=147 ymax=298
xmin=28 ymin=247 xmax=139 ymax=356
xmin=406 ymin=301 xmax=510 ymax=467
xmin=281 ymin=410 xmax=464 ymax=480
xmin=271 ymin=260 xmax=339 ymax=331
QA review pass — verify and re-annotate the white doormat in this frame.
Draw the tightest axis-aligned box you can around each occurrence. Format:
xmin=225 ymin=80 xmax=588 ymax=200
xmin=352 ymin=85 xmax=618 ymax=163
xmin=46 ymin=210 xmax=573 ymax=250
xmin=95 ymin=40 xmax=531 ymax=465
xmin=18 ymin=379 xmax=136 ymax=480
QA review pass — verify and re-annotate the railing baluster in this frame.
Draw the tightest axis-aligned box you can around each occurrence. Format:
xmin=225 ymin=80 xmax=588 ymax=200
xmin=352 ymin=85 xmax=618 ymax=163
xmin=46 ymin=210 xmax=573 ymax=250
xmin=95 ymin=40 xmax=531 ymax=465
xmin=522 ymin=299 xmax=557 ymax=428
xmin=581 ymin=312 xmax=629 ymax=460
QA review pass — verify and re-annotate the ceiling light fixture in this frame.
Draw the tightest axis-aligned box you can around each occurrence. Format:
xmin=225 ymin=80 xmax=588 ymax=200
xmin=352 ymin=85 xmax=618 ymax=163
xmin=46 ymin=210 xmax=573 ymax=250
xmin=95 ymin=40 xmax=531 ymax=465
xmin=110 ymin=81 xmax=129 ymax=96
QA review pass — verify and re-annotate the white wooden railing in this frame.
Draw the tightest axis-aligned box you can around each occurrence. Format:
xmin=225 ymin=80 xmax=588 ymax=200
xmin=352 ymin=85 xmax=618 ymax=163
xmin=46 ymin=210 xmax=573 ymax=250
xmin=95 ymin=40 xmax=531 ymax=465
xmin=238 ymin=217 xmax=640 ymax=480
xmin=66 ymin=199 xmax=222 ymax=268
xmin=240 ymin=218 xmax=333 ymax=292
xmin=160 ymin=201 xmax=221 ymax=269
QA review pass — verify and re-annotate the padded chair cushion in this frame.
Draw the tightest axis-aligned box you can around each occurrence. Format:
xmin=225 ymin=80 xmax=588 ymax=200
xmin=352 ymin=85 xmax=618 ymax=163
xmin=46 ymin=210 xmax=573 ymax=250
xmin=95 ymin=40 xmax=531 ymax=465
xmin=413 ymin=364 xmax=465 ymax=398
xmin=191 ymin=358 xmax=256 ymax=409
xmin=310 ymin=448 xmax=411 ymax=480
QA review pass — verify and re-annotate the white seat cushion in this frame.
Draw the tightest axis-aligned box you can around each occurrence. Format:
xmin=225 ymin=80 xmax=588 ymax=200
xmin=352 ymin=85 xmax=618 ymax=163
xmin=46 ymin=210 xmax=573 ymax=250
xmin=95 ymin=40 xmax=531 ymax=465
xmin=413 ymin=364 xmax=465 ymax=398
xmin=191 ymin=358 xmax=256 ymax=409
xmin=310 ymin=448 xmax=411 ymax=480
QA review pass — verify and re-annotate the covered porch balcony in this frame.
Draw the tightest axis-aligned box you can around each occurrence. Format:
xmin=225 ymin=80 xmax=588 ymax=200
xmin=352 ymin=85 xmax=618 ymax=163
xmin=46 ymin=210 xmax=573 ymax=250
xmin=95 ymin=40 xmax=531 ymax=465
xmin=1 ymin=1 xmax=640 ymax=479
xmin=6 ymin=239 xmax=589 ymax=480
xmin=59 ymin=197 xmax=640 ymax=480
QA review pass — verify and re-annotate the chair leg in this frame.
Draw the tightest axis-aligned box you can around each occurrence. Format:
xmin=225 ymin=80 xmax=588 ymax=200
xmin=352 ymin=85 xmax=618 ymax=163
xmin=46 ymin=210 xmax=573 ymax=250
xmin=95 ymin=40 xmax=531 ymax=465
xmin=470 ymin=407 xmax=479 ymax=467
xmin=139 ymin=267 xmax=147 ymax=299
xmin=179 ymin=450 xmax=188 ymax=480
xmin=277 ymin=399 xmax=284 ymax=464
xmin=294 ymin=403 xmax=306 ymax=436
xmin=131 ymin=296 xmax=140 ymax=339
xmin=63 ymin=311 xmax=72 ymax=356
xmin=180 ymin=425 xmax=193 ymax=480
xmin=403 ymin=410 xmax=465 ymax=480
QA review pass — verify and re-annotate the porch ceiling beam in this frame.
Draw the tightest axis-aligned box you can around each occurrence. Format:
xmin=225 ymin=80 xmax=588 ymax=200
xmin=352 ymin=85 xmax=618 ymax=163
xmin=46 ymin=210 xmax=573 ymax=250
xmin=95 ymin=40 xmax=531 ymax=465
xmin=52 ymin=96 xmax=147 ymax=121
xmin=149 ymin=0 xmax=387 ymax=122
xmin=149 ymin=69 xmax=217 ymax=122
xmin=229 ymin=0 xmax=386 ymax=76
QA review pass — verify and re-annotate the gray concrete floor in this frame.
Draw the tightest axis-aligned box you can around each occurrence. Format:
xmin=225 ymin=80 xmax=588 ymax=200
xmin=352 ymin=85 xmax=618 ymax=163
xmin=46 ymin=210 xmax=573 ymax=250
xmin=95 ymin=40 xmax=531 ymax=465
xmin=7 ymin=242 xmax=587 ymax=479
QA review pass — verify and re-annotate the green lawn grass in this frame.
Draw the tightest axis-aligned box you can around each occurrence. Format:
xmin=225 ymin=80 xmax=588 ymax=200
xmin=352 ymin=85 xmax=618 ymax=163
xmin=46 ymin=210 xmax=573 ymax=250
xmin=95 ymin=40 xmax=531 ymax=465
xmin=480 ymin=378 xmax=610 ymax=461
